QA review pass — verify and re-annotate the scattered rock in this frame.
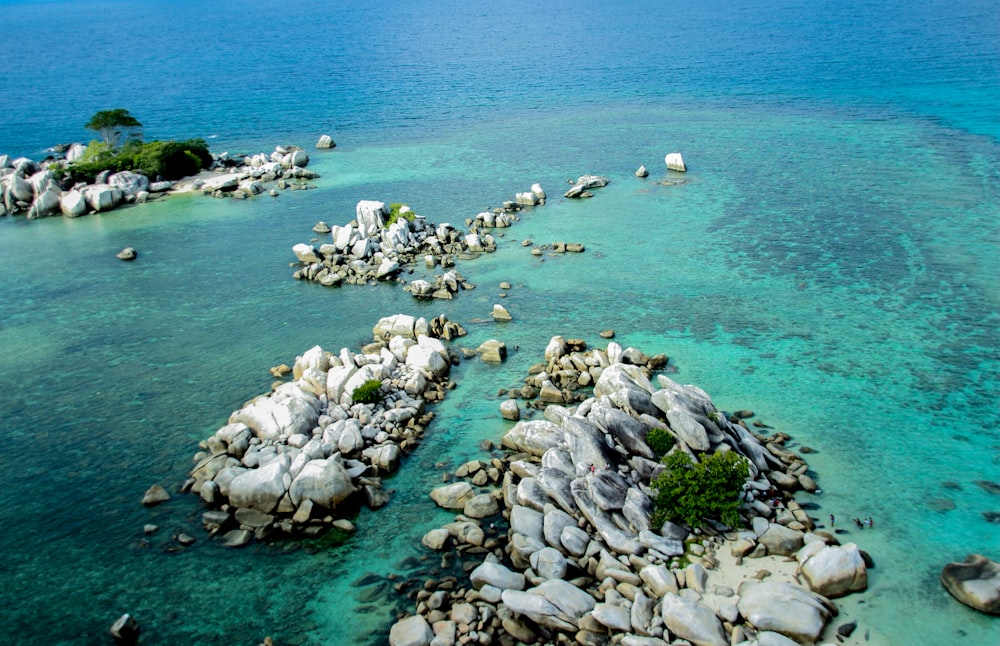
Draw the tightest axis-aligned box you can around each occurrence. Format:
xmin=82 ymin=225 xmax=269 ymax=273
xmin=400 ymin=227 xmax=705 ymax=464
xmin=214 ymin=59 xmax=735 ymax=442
xmin=316 ymin=134 xmax=336 ymax=149
xmin=665 ymin=152 xmax=687 ymax=172
xmin=141 ymin=484 xmax=170 ymax=506
xmin=110 ymin=613 xmax=139 ymax=645
xmin=635 ymin=165 xmax=648 ymax=178
xmin=116 ymin=247 xmax=138 ymax=261
xmin=941 ymin=554 xmax=1000 ymax=615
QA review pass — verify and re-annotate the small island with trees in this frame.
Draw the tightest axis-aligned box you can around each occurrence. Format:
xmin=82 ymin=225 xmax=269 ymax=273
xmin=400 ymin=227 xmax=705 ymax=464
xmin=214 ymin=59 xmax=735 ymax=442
xmin=1 ymin=108 xmax=323 ymax=220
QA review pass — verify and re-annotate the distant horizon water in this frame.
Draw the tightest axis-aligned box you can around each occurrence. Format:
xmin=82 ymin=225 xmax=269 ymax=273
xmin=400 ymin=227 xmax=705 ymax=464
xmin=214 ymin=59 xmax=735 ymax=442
xmin=1 ymin=1 xmax=998 ymax=644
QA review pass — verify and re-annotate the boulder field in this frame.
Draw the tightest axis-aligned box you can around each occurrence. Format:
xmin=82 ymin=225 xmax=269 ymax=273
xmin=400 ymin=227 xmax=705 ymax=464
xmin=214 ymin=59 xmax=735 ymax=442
xmin=0 ymin=144 xmax=316 ymax=220
xmin=393 ymin=336 xmax=873 ymax=646
xmin=290 ymin=187 xmax=544 ymax=295
xmin=180 ymin=313 xmax=466 ymax=546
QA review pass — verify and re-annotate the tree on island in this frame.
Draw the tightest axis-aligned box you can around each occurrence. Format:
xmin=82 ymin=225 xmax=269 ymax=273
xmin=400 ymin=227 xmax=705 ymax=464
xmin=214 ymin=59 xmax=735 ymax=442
xmin=85 ymin=109 xmax=142 ymax=151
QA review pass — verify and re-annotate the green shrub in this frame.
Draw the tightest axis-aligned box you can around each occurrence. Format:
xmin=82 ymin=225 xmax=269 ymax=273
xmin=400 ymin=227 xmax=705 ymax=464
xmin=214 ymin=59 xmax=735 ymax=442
xmin=385 ymin=202 xmax=416 ymax=227
xmin=67 ymin=138 xmax=212 ymax=183
xmin=132 ymin=139 xmax=212 ymax=180
xmin=351 ymin=379 xmax=383 ymax=405
xmin=646 ymin=428 xmax=676 ymax=458
xmin=650 ymin=450 xmax=750 ymax=529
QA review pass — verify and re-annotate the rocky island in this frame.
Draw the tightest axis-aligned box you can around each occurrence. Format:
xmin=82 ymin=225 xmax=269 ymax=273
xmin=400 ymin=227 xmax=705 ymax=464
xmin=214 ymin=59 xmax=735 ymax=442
xmin=388 ymin=335 xmax=873 ymax=646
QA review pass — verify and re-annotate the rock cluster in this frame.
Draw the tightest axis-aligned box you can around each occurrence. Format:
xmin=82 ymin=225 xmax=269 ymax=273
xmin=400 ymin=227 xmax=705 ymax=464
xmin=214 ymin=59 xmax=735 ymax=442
xmin=292 ymin=188 xmax=544 ymax=293
xmin=564 ymin=175 xmax=610 ymax=199
xmin=0 ymin=144 xmax=317 ymax=220
xmin=188 ymin=145 xmax=318 ymax=200
xmin=391 ymin=337 xmax=871 ymax=645
xmin=183 ymin=313 xmax=465 ymax=546
xmin=0 ymin=154 xmax=165 ymax=219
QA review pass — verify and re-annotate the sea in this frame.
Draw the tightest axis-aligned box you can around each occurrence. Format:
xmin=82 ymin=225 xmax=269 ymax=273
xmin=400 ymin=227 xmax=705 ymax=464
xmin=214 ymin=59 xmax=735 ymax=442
xmin=0 ymin=0 xmax=997 ymax=644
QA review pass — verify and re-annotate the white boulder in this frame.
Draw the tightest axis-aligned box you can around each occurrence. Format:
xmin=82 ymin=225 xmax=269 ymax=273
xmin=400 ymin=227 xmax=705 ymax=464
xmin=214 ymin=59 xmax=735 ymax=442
xmin=665 ymin=152 xmax=687 ymax=172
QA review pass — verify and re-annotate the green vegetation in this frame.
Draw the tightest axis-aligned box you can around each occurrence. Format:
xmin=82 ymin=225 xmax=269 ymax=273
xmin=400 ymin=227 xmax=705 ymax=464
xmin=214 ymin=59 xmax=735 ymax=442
xmin=351 ymin=379 xmax=384 ymax=405
xmin=68 ymin=138 xmax=212 ymax=183
xmin=646 ymin=427 xmax=676 ymax=459
xmin=66 ymin=110 xmax=212 ymax=183
xmin=651 ymin=450 xmax=750 ymax=529
xmin=85 ymin=108 xmax=142 ymax=150
xmin=385 ymin=203 xmax=416 ymax=227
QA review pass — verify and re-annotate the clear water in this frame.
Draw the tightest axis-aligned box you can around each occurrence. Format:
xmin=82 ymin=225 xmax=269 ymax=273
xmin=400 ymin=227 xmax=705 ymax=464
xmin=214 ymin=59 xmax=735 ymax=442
xmin=0 ymin=1 xmax=997 ymax=644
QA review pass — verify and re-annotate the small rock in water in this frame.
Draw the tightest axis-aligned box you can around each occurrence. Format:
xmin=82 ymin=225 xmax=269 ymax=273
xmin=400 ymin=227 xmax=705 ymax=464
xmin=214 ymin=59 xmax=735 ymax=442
xmin=143 ymin=524 xmax=159 ymax=535
xmin=176 ymin=532 xmax=196 ymax=546
xmin=665 ymin=152 xmax=687 ymax=172
xmin=110 ymin=613 xmax=139 ymax=645
xmin=599 ymin=329 xmax=615 ymax=339
xmin=141 ymin=484 xmax=170 ymax=506
xmin=635 ymin=165 xmax=648 ymax=177
xmin=983 ymin=511 xmax=1000 ymax=523
xmin=492 ymin=304 xmax=512 ymax=321
xmin=116 ymin=247 xmax=138 ymax=261
xmin=837 ymin=620 xmax=858 ymax=637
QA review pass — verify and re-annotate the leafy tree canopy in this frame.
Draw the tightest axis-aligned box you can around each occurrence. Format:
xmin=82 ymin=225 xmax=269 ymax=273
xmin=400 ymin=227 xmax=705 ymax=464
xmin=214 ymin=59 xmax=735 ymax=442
xmin=85 ymin=109 xmax=143 ymax=150
xmin=651 ymin=450 xmax=750 ymax=530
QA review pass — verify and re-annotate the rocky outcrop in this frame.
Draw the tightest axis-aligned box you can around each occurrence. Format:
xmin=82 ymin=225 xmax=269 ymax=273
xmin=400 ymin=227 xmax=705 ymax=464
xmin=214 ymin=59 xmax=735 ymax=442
xmin=292 ymin=188 xmax=544 ymax=294
xmin=564 ymin=174 xmax=609 ymax=198
xmin=391 ymin=336 xmax=872 ymax=645
xmin=183 ymin=313 xmax=464 ymax=544
xmin=941 ymin=554 xmax=1000 ymax=614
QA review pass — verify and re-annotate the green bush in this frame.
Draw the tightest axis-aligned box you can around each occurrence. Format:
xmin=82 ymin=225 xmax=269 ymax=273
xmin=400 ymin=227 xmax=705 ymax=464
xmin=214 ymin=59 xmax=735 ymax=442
xmin=351 ymin=379 xmax=383 ymax=405
xmin=650 ymin=450 xmax=750 ymax=529
xmin=67 ymin=138 xmax=212 ymax=183
xmin=385 ymin=202 xmax=416 ymax=227
xmin=646 ymin=428 xmax=676 ymax=458
xmin=132 ymin=139 xmax=212 ymax=180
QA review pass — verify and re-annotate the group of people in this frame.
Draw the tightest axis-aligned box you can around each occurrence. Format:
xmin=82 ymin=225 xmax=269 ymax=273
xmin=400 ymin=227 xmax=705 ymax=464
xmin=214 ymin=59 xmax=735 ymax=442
xmin=829 ymin=514 xmax=875 ymax=529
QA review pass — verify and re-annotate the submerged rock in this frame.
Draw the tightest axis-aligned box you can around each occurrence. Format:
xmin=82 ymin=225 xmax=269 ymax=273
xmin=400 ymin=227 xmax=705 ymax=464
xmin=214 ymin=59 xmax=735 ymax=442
xmin=941 ymin=554 xmax=1000 ymax=615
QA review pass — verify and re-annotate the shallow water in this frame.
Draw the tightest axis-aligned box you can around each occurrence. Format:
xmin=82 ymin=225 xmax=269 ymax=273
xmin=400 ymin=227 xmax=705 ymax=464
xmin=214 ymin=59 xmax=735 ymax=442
xmin=1 ymin=1 xmax=998 ymax=644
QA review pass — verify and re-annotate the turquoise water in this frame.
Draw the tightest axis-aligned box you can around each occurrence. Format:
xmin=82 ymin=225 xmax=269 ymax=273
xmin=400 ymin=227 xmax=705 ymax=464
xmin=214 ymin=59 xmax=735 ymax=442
xmin=1 ymin=1 xmax=998 ymax=644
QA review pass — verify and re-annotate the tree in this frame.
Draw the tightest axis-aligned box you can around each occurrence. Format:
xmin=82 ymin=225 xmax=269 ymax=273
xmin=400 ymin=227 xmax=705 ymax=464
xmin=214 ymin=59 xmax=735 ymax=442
xmin=651 ymin=450 xmax=750 ymax=529
xmin=85 ymin=109 xmax=142 ymax=151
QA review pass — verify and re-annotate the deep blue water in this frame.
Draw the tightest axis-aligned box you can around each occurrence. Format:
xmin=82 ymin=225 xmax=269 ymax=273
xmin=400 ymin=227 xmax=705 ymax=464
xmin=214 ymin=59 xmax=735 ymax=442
xmin=1 ymin=1 xmax=998 ymax=644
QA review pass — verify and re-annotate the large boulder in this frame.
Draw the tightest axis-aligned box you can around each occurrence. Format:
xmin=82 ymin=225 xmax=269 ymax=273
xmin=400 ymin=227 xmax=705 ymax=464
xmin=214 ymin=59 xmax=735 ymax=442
xmin=758 ymin=522 xmax=805 ymax=556
xmin=737 ymin=581 xmax=835 ymax=643
xmin=83 ymin=184 xmax=123 ymax=212
xmin=8 ymin=173 xmax=34 ymax=203
xmin=227 ymin=455 xmax=290 ymax=513
xmin=941 ymin=554 xmax=1000 ymax=615
xmin=388 ymin=615 xmax=433 ymax=646
xmin=500 ymin=589 xmax=575 ymax=632
xmin=665 ymin=152 xmax=687 ymax=172
xmin=797 ymin=542 xmax=868 ymax=598
xmin=502 ymin=420 xmax=565 ymax=457
xmin=28 ymin=188 xmax=62 ymax=219
xmin=108 ymin=171 xmax=150 ymax=197
xmin=429 ymin=482 xmax=474 ymax=509
xmin=228 ymin=383 xmax=320 ymax=442
xmin=529 ymin=578 xmax=595 ymax=621
xmin=288 ymin=459 xmax=355 ymax=509
xmin=292 ymin=243 xmax=321 ymax=263
xmin=356 ymin=200 xmax=386 ymax=235
xmin=660 ymin=593 xmax=727 ymax=646
xmin=60 ymin=189 xmax=87 ymax=217
xmin=470 ymin=561 xmax=525 ymax=591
